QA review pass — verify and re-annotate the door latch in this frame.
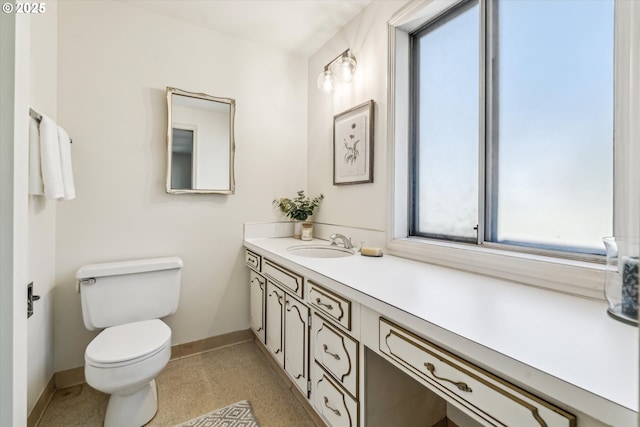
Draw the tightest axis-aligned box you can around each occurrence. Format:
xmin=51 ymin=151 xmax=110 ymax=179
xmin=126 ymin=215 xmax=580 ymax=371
xmin=27 ymin=282 xmax=40 ymax=319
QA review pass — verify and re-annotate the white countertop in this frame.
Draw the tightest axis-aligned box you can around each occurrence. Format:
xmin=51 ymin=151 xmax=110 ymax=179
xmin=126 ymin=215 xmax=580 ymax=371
xmin=245 ymin=237 xmax=638 ymax=426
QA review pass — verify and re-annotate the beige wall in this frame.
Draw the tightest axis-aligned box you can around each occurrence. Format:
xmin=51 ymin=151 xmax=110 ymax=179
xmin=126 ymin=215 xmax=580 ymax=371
xmin=52 ymin=0 xmax=308 ymax=371
xmin=308 ymin=1 xmax=409 ymax=232
xmin=27 ymin=3 xmax=58 ymax=412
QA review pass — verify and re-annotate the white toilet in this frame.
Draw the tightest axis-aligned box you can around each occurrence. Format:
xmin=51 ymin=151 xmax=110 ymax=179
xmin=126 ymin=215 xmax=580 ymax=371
xmin=76 ymin=257 xmax=183 ymax=427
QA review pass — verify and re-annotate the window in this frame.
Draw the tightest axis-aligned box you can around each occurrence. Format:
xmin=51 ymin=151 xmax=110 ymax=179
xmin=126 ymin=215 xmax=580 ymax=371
xmin=388 ymin=0 xmax=638 ymax=297
xmin=410 ymin=0 xmax=614 ymax=257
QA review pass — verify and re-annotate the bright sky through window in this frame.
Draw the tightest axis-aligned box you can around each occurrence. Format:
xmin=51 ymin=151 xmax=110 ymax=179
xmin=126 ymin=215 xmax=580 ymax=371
xmin=412 ymin=0 xmax=613 ymax=255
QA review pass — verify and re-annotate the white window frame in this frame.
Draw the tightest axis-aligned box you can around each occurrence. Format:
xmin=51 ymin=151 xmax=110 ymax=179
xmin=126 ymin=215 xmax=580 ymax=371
xmin=386 ymin=0 xmax=640 ymax=298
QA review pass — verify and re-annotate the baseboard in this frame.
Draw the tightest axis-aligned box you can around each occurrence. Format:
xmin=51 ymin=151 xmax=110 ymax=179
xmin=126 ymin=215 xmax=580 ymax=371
xmin=253 ymin=335 xmax=327 ymax=427
xmin=54 ymin=366 xmax=85 ymax=389
xmin=27 ymin=375 xmax=55 ymax=427
xmin=171 ymin=329 xmax=254 ymax=360
xmin=432 ymin=417 xmax=459 ymax=427
xmin=33 ymin=329 xmax=255 ymax=424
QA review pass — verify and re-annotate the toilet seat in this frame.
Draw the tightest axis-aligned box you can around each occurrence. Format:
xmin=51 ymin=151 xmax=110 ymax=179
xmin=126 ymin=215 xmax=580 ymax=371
xmin=86 ymin=319 xmax=171 ymax=368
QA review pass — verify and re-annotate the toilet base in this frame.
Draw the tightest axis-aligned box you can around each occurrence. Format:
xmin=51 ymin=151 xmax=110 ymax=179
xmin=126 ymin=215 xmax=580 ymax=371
xmin=104 ymin=379 xmax=158 ymax=427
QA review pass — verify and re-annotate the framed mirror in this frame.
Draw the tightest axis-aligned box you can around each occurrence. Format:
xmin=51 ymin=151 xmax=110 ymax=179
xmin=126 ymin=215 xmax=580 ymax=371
xmin=166 ymin=87 xmax=236 ymax=194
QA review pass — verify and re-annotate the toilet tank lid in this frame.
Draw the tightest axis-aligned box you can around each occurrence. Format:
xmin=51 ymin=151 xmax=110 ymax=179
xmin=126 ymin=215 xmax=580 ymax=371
xmin=76 ymin=256 xmax=183 ymax=279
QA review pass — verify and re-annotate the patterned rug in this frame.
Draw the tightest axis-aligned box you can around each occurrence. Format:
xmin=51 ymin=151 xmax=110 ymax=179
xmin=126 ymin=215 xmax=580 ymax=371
xmin=174 ymin=400 xmax=260 ymax=427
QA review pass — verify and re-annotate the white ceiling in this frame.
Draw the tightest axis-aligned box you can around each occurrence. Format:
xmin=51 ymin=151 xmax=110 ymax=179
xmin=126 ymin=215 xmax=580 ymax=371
xmin=121 ymin=0 xmax=372 ymax=57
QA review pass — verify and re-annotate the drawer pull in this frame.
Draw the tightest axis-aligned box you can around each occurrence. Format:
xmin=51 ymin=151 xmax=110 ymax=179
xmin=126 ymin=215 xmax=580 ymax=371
xmin=425 ymin=362 xmax=472 ymax=393
xmin=323 ymin=396 xmax=341 ymax=416
xmin=315 ymin=298 xmax=333 ymax=310
xmin=322 ymin=344 xmax=341 ymax=361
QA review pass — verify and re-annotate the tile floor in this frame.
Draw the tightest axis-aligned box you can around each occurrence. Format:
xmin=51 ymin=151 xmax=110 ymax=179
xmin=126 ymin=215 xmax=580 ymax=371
xmin=37 ymin=340 xmax=318 ymax=427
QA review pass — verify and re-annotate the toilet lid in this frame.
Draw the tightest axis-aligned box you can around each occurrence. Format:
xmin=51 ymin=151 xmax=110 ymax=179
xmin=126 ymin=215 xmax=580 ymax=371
xmin=85 ymin=319 xmax=171 ymax=365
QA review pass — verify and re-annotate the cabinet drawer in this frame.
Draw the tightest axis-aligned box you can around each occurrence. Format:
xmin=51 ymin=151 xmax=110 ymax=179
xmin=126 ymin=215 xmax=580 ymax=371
xmin=263 ymin=259 xmax=303 ymax=298
xmin=379 ymin=319 xmax=575 ymax=427
xmin=309 ymin=282 xmax=351 ymax=331
xmin=314 ymin=363 xmax=359 ymax=427
xmin=313 ymin=314 xmax=358 ymax=399
xmin=245 ymin=250 xmax=261 ymax=272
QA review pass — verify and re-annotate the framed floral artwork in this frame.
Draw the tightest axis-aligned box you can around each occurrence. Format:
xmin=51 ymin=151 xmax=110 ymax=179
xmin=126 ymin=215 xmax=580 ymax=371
xmin=333 ymin=100 xmax=374 ymax=185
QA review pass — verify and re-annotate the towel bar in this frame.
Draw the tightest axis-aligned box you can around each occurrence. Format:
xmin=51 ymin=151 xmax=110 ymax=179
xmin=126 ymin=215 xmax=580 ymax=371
xmin=29 ymin=107 xmax=73 ymax=143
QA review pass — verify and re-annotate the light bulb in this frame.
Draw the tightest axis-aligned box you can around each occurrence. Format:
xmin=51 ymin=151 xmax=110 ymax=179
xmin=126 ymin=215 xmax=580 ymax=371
xmin=330 ymin=55 xmax=356 ymax=83
xmin=317 ymin=70 xmax=334 ymax=95
xmin=340 ymin=60 xmax=354 ymax=82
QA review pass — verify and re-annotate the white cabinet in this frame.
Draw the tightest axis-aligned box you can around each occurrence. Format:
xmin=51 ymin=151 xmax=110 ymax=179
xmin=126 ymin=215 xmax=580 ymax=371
xmin=284 ymin=294 xmax=310 ymax=396
xmin=313 ymin=313 xmax=358 ymax=398
xmin=249 ymin=271 xmax=266 ymax=343
xmin=309 ymin=281 xmax=352 ymax=331
xmin=265 ymin=276 xmax=310 ymax=397
xmin=309 ymin=285 xmax=360 ymax=427
xmin=266 ymin=282 xmax=285 ymax=367
xmin=314 ymin=366 xmax=359 ymax=427
xmin=378 ymin=318 xmax=576 ymax=427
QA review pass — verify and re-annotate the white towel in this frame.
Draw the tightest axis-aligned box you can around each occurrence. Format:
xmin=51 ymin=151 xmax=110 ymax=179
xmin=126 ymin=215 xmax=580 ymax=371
xmin=39 ymin=114 xmax=65 ymax=199
xmin=57 ymin=126 xmax=75 ymax=200
xmin=28 ymin=116 xmax=44 ymax=195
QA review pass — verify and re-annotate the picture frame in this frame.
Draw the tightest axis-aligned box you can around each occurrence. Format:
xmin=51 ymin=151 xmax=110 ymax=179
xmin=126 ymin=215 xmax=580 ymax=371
xmin=333 ymin=100 xmax=374 ymax=185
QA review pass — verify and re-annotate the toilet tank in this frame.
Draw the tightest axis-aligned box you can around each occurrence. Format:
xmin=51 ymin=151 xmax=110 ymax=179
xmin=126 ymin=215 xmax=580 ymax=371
xmin=77 ymin=257 xmax=183 ymax=331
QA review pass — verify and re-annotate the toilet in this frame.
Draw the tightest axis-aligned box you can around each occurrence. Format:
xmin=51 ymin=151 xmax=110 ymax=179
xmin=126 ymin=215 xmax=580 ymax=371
xmin=76 ymin=257 xmax=183 ymax=427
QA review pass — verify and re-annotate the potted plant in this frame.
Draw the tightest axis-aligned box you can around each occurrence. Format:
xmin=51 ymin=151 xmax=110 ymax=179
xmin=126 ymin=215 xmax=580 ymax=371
xmin=273 ymin=190 xmax=324 ymax=239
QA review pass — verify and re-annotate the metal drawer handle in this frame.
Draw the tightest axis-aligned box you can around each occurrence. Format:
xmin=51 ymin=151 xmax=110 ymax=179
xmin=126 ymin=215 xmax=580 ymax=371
xmin=424 ymin=362 xmax=472 ymax=393
xmin=323 ymin=344 xmax=341 ymax=361
xmin=323 ymin=396 xmax=341 ymax=416
xmin=315 ymin=298 xmax=333 ymax=310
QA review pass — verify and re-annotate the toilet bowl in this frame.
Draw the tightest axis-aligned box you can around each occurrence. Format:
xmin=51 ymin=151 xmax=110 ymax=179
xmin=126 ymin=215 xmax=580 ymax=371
xmin=84 ymin=319 xmax=172 ymax=427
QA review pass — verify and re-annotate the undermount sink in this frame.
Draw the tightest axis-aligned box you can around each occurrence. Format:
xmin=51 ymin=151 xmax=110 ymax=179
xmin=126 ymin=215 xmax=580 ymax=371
xmin=287 ymin=244 xmax=355 ymax=258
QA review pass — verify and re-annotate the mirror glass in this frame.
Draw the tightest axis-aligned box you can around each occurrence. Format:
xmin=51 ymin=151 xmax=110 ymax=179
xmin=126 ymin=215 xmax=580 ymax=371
xmin=166 ymin=87 xmax=236 ymax=194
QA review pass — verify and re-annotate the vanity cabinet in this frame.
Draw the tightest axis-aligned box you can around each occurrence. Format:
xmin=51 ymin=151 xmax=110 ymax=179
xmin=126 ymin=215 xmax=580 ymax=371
xmin=309 ymin=282 xmax=361 ymax=427
xmin=265 ymin=282 xmax=285 ymax=366
xmin=378 ymin=318 xmax=576 ymax=427
xmin=313 ymin=313 xmax=358 ymax=397
xmin=314 ymin=365 xmax=359 ymax=427
xmin=249 ymin=271 xmax=266 ymax=343
xmin=284 ymin=292 xmax=310 ymax=396
xmin=245 ymin=238 xmax=632 ymax=427
xmin=309 ymin=281 xmax=352 ymax=331
xmin=264 ymin=269 xmax=310 ymax=397
xmin=248 ymin=252 xmax=311 ymax=396
xmin=246 ymin=250 xmax=266 ymax=344
xmin=263 ymin=258 xmax=304 ymax=299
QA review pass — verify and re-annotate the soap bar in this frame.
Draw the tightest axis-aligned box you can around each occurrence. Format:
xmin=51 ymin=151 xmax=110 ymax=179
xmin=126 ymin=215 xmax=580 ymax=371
xmin=361 ymin=247 xmax=383 ymax=257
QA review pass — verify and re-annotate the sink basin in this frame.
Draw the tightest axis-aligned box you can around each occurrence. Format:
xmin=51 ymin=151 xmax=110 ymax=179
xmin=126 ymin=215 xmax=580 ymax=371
xmin=287 ymin=244 xmax=355 ymax=258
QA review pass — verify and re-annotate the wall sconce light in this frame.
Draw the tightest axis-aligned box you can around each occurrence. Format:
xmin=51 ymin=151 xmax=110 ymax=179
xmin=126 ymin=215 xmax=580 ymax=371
xmin=316 ymin=49 xmax=357 ymax=95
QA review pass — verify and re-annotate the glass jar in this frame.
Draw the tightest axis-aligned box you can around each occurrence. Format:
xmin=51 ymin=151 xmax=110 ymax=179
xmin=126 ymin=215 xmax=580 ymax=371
xmin=301 ymin=223 xmax=313 ymax=241
xmin=603 ymin=237 xmax=638 ymax=326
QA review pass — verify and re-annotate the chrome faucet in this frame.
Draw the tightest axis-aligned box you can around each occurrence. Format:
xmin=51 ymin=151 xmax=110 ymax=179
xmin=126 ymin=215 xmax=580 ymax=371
xmin=329 ymin=233 xmax=354 ymax=249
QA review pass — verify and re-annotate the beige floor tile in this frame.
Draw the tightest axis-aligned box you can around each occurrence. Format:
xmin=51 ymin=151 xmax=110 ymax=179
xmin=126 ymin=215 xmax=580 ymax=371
xmin=38 ymin=341 xmax=317 ymax=427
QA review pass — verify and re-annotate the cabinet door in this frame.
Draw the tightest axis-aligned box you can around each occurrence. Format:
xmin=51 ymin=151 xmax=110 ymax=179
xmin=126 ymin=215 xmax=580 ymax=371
xmin=266 ymin=282 xmax=284 ymax=367
xmin=285 ymin=294 xmax=310 ymax=397
xmin=249 ymin=271 xmax=266 ymax=343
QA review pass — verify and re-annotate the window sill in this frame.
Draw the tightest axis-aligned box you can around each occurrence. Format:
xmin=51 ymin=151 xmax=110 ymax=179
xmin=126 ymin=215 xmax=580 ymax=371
xmin=386 ymin=237 xmax=606 ymax=300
